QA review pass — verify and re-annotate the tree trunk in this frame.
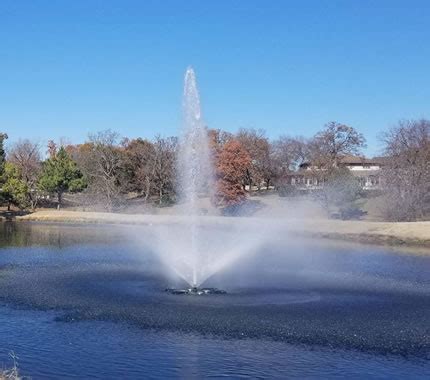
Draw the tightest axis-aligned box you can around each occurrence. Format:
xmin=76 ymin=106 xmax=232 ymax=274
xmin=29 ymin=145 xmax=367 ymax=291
xmin=144 ymin=178 xmax=151 ymax=202
xmin=106 ymin=182 xmax=112 ymax=212
xmin=57 ymin=191 xmax=63 ymax=210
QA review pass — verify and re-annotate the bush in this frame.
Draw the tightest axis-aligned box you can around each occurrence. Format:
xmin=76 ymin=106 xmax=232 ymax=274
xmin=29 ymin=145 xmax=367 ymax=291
xmin=277 ymin=183 xmax=297 ymax=197
xmin=314 ymin=167 xmax=364 ymax=218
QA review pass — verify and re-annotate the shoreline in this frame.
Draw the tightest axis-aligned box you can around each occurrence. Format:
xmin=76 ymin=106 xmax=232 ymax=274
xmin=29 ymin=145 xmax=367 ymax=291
xmin=12 ymin=210 xmax=430 ymax=251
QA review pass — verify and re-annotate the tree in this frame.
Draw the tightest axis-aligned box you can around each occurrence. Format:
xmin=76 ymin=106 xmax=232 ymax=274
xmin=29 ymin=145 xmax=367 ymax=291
xmin=271 ymin=135 xmax=310 ymax=192
xmin=380 ymin=119 xmax=430 ymax=221
xmin=152 ymin=135 xmax=177 ymax=205
xmin=208 ymin=128 xmax=233 ymax=152
xmin=39 ymin=146 xmax=86 ymax=208
xmin=271 ymin=135 xmax=310 ymax=171
xmin=314 ymin=167 xmax=364 ymax=219
xmin=236 ymin=128 xmax=273 ymax=190
xmin=213 ymin=139 xmax=251 ymax=209
xmin=0 ymin=133 xmax=8 ymax=204
xmin=46 ymin=140 xmax=58 ymax=158
xmin=2 ymin=162 xmax=29 ymax=210
xmin=310 ymin=122 xmax=366 ymax=167
xmin=77 ymin=130 xmax=124 ymax=211
xmin=121 ymin=138 xmax=156 ymax=200
xmin=0 ymin=133 xmax=7 ymax=176
xmin=7 ymin=139 xmax=41 ymax=209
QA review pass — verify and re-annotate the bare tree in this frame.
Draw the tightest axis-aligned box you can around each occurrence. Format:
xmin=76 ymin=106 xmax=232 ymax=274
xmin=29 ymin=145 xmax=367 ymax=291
xmin=152 ymin=135 xmax=177 ymax=205
xmin=46 ymin=140 xmax=57 ymax=158
xmin=8 ymin=139 xmax=42 ymax=209
xmin=121 ymin=138 xmax=156 ymax=201
xmin=79 ymin=130 xmax=124 ymax=211
xmin=380 ymin=119 xmax=430 ymax=221
xmin=310 ymin=122 xmax=366 ymax=167
xmin=270 ymin=135 xmax=310 ymax=194
xmin=272 ymin=136 xmax=310 ymax=170
xmin=208 ymin=128 xmax=233 ymax=151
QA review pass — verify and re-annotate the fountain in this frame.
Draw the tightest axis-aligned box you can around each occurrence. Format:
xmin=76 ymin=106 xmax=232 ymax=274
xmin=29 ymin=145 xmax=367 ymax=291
xmin=161 ymin=67 xmax=225 ymax=295
xmin=177 ymin=67 xmax=214 ymax=288
xmin=147 ymin=67 xmax=265 ymax=295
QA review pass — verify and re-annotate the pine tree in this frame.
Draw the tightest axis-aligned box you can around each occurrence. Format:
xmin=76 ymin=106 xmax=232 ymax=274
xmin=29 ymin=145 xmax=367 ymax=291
xmin=2 ymin=162 xmax=29 ymax=210
xmin=0 ymin=133 xmax=8 ymax=180
xmin=39 ymin=146 xmax=87 ymax=208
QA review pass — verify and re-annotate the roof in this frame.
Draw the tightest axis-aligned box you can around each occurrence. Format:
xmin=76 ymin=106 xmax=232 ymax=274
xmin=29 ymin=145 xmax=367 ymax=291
xmin=300 ymin=155 xmax=386 ymax=168
xmin=338 ymin=155 xmax=383 ymax=165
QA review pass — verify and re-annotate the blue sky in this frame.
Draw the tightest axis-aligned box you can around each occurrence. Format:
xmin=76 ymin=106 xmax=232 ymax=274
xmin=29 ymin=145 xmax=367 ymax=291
xmin=1 ymin=0 xmax=429 ymax=156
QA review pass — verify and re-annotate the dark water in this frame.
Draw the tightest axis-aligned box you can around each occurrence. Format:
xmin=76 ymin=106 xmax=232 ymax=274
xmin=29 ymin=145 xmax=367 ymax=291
xmin=0 ymin=222 xmax=429 ymax=379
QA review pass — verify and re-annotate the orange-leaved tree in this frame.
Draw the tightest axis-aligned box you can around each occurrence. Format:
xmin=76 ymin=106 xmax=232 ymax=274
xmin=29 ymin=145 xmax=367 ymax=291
xmin=214 ymin=139 xmax=251 ymax=208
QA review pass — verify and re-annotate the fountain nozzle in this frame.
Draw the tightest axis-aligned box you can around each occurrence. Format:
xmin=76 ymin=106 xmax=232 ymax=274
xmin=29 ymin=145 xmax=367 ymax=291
xmin=165 ymin=287 xmax=227 ymax=296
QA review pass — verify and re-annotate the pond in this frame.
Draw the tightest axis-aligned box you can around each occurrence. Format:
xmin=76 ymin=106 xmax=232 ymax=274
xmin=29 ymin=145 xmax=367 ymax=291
xmin=0 ymin=222 xmax=429 ymax=379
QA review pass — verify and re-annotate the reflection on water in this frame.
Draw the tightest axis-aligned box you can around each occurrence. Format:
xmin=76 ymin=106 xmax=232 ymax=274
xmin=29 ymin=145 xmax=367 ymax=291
xmin=0 ymin=222 xmax=127 ymax=248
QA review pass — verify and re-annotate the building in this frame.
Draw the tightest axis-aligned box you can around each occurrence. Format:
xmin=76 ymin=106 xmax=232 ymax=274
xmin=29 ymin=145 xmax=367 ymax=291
xmin=285 ymin=155 xmax=384 ymax=191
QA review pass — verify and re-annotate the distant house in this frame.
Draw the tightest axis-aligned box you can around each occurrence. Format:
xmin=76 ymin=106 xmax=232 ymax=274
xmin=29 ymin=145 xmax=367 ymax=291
xmin=284 ymin=155 xmax=385 ymax=191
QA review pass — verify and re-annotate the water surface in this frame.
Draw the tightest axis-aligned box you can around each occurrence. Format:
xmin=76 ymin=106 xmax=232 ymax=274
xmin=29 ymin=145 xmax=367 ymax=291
xmin=0 ymin=222 xmax=429 ymax=379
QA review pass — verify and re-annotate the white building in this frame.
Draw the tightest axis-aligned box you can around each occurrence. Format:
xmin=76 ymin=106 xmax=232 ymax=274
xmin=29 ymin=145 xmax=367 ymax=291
xmin=287 ymin=155 xmax=384 ymax=191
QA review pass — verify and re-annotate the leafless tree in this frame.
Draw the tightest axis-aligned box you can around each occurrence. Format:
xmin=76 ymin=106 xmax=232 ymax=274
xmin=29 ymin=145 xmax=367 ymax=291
xmin=270 ymin=135 xmax=311 ymax=193
xmin=8 ymin=139 xmax=42 ymax=209
xmin=271 ymin=135 xmax=310 ymax=171
xmin=380 ymin=119 xmax=430 ymax=221
xmin=152 ymin=135 xmax=177 ymax=205
xmin=80 ymin=130 xmax=124 ymax=211
xmin=46 ymin=140 xmax=57 ymax=158
xmin=121 ymin=137 xmax=156 ymax=201
xmin=208 ymin=128 xmax=233 ymax=151
xmin=310 ymin=122 xmax=366 ymax=167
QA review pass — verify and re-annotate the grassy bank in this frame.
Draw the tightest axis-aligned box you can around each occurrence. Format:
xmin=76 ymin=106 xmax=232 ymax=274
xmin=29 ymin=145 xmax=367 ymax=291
xmin=15 ymin=210 xmax=430 ymax=250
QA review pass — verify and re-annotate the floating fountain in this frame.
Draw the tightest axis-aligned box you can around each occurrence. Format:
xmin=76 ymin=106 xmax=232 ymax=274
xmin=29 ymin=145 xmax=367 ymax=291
xmin=178 ymin=67 xmax=213 ymax=287
xmin=164 ymin=67 xmax=226 ymax=295
xmin=165 ymin=287 xmax=227 ymax=295
xmin=144 ymin=68 xmax=266 ymax=295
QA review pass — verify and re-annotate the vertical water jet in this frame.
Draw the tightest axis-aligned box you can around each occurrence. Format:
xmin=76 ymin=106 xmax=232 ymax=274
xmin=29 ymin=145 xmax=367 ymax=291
xmin=178 ymin=67 xmax=214 ymax=287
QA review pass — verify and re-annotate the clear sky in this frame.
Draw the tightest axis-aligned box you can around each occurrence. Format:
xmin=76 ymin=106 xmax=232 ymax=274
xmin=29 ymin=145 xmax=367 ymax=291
xmin=1 ymin=0 xmax=429 ymax=156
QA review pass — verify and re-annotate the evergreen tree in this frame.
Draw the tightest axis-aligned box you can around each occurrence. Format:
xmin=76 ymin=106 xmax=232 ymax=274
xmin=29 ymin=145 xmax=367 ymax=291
xmin=314 ymin=167 xmax=364 ymax=219
xmin=39 ymin=146 xmax=87 ymax=208
xmin=0 ymin=133 xmax=7 ymax=174
xmin=0 ymin=133 xmax=9 ymax=206
xmin=2 ymin=162 xmax=29 ymax=210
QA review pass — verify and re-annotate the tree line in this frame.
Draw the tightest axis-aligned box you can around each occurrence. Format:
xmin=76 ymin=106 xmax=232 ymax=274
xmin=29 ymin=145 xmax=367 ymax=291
xmin=1 ymin=118 xmax=429 ymax=221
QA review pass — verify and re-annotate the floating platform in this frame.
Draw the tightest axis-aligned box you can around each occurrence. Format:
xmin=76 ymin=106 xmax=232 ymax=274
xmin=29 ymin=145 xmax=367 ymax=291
xmin=165 ymin=287 xmax=227 ymax=295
